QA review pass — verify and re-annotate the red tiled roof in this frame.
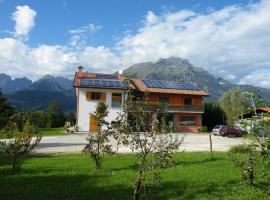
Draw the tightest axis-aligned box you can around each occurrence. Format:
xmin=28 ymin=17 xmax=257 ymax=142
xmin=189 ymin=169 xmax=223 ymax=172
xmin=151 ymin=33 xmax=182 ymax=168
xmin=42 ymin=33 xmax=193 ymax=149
xmin=258 ymin=107 xmax=270 ymax=112
xmin=73 ymin=71 xmax=209 ymax=96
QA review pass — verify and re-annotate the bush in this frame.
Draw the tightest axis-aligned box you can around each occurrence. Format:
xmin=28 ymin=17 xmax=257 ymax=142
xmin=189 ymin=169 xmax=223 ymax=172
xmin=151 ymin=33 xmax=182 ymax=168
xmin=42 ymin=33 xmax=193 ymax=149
xmin=197 ymin=126 xmax=208 ymax=133
xmin=229 ymin=144 xmax=250 ymax=154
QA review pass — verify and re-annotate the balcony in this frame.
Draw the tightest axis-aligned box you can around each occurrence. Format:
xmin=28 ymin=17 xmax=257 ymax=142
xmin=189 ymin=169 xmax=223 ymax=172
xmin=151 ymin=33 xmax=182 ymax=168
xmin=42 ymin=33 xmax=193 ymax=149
xmin=145 ymin=102 xmax=205 ymax=113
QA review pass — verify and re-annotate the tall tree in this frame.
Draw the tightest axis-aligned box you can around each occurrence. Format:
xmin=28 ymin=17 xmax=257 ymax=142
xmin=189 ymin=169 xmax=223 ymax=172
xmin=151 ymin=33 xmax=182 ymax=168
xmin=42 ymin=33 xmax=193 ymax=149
xmin=242 ymin=91 xmax=265 ymax=117
xmin=14 ymin=110 xmax=48 ymax=131
xmin=219 ymin=87 xmax=245 ymax=125
xmin=47 ymin=100 xmax=65 ymax=128
xmin=202 ymin=102 xmax=226 ymax=130
xmin=0 ymin=91 xmax=15 ymax=129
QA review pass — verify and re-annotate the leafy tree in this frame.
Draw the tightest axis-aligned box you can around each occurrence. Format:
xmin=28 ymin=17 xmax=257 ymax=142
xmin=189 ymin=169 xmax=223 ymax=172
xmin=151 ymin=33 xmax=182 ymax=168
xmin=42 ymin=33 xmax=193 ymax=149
xmin=0 ymin=91 xmax=15 ymax=129
xmin=228 ymin=144 xmax=260 ymax=185
xmin=111 ymin=78 xmax=183 ymax=200
xmin=14 ymin=110 xmax=48 ymax=131
xmin=219 ymin=87 xmax=245 ymax=125
xmin=47 ymin=100 xmax=65 ymax=128
xmin=242 ymin=91 xmax=265 ymax=117
xmin=65 ymin=111 xmax=76 ymax=126
xmin=229 ymin=92 xmax=270 ymax=185
xmin=83 ymin=102 xmax=113 ymax=170
xmin=202 ymin=102 xmax=226 ymax=131
xmin=0 ymin=121 xmax=41 ymax=171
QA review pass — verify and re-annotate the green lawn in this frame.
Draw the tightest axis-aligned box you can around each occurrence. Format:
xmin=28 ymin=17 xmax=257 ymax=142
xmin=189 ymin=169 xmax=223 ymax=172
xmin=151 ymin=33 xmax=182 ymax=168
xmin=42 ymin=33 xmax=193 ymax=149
xmin=0 ymin=128 xmax=65 ymax=139
xmin=38 ymin=127 xmax=65 ymax=137
xmin=0 ymin=152 xmax=269 ymax=200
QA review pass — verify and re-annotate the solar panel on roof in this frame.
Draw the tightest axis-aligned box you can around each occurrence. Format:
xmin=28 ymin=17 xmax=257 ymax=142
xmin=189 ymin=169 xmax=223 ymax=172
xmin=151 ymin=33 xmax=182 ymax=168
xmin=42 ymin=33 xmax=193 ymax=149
xmin=95 ymin=74 xmax=118 ymax=79
xmin=142 ymin=80 xmax=200 ymax=91
xmin=80 ymin=79 xmax=128 ymax=88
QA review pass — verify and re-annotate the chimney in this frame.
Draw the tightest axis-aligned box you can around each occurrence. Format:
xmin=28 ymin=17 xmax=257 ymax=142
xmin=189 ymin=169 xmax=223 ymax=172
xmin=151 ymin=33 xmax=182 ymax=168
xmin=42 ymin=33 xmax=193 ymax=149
xmin=77 ymin=66 xmax=83 ymax=77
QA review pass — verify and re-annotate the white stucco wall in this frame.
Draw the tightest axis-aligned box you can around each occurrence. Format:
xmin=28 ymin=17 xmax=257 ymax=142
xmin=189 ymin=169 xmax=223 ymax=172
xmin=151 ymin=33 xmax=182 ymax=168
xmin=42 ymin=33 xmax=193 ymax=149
xmin=77 ymin=88 xmax=126 ymax=132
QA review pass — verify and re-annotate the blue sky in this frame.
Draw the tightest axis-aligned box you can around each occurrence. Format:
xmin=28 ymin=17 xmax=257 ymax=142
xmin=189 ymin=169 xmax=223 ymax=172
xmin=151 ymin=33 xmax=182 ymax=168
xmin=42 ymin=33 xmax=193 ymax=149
xmin=0 ymin=0 xmax=270 ymax=89
xmin=0 ymin=0 xmax=256 ymax=47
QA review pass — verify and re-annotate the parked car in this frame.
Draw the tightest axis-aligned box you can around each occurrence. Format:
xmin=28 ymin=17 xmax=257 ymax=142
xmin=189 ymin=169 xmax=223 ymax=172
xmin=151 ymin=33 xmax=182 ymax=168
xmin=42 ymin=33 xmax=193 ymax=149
xmin=219 ymin=126 xmax=246 ymax=137
xmin=212 ymin=125 xmax=226 ymax=135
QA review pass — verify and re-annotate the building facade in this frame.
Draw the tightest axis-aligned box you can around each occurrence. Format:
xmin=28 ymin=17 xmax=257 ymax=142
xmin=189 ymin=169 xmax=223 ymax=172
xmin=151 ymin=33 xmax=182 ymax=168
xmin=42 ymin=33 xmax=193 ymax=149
xmin=73 ymin=66 xmax=209 ymax=132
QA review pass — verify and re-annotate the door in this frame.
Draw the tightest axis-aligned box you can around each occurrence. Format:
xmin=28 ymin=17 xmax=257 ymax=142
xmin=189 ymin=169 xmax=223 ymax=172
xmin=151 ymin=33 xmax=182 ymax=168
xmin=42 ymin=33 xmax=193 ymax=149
xmin=89 ymin=115 xmax=97 ymax=132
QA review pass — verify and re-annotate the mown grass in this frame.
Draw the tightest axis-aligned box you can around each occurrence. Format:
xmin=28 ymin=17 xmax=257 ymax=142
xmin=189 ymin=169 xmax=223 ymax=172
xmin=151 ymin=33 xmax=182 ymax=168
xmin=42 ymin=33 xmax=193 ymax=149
xmin=38 ymin=127 xmax=65 ymax=137
xmin=0 ymin=152 xmax=269 ymax=200
xmin=0 ymin=128 xmax=65 ymax=139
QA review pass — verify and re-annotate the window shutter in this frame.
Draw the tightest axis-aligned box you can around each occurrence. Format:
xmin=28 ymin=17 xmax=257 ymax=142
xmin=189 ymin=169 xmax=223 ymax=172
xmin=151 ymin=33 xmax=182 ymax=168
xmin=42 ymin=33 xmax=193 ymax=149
xmin=86 ymin=92 xmax=91 ymax=101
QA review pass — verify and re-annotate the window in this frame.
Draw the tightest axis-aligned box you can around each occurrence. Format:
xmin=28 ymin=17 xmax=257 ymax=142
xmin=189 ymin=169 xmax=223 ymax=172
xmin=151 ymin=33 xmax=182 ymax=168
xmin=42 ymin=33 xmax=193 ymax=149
xmin=86 ymin=92 xmax=106 ymax=101
xmin=159 ymin=97 xmax=169 ymax=104
xmin=112 ymin=93 xmax=122 ymax=107
xmin=184 ymin=98 xmax=192 ymax=105
xmin=179 ymin=116 xmax=196 ymax=126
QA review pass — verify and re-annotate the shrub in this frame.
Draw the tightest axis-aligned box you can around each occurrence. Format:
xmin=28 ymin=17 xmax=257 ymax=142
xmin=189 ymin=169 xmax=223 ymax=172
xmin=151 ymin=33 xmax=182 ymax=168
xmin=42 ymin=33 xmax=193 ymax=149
xmin=197 ymin=126 xmax=208 ymax=133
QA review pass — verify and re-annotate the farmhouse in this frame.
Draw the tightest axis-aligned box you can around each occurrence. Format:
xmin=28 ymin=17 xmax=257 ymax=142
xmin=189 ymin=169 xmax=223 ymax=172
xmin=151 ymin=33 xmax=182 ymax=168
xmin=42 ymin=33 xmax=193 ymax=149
xmin=73 ymin=66 xmax=209 ymax=132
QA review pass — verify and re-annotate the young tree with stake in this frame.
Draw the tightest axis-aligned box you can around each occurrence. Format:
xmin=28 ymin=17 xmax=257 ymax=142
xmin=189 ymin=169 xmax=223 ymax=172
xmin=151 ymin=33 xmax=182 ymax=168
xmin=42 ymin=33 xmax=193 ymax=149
xmin=111 ymin=78 xmax=183 ymax=200
xmin=0 ymin=121 xmax=41 ymax=171
xmin=83 ymin=101 xmax=113 ymax=170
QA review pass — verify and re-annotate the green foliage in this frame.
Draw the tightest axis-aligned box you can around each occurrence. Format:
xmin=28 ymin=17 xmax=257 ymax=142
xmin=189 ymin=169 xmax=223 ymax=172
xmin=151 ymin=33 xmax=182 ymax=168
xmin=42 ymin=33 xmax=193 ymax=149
xmin=219 ymin=87 xmax=245 ymax=125
xmin=13 ymin=109 xmax=48 ymax=131
xmin=65 ymin=111 xmax=76 ymax=126
xmin=47 ymin=100 xmax=65 ymax=128
xmin=231 ymin=92 xmax=270 ymax=185
xmin=228 ymin=144 xmax=261 ymax=185
xmin=219 ymin=88 xmax=244 ymax=124
xmin=111 ymin=83 xmax=183 ymax=200
xmin=202 ymin=101 xmax=226 ymax=130
xmin=1 ymin=153 xmax=270 ymax=200
xmin=0 ymin=121 xmax=41 ymax=171
xmin=242 ymin=91 xmax=265 ymax=116
xmin=83 ymin=102 xmax=113 ymax=170
xmin=0 ymin=91 xmax=15 ymax=129
xmin=197 ymin=126 xmax=208 ymax=133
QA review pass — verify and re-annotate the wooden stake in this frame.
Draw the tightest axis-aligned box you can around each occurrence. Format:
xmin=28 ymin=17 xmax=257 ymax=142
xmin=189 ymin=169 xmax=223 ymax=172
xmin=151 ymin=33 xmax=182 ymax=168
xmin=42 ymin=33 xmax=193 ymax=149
xmin=209 ymin=132 xmax=213 ymax=160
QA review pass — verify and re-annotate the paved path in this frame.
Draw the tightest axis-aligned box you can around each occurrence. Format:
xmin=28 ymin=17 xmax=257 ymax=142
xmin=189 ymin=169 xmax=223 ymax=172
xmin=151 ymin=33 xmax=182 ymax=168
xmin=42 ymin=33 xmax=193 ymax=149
xmin=34 ymin=133 xmax=247 ymax=154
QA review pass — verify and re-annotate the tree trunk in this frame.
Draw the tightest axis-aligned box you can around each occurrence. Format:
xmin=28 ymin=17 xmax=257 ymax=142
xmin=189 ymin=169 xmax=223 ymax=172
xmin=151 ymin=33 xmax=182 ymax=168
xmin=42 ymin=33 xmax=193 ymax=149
xmin=96 ymin=139 xmax=101 ymax=170
xmin=12 ymin=153 xmax=17 ymax=171
xmin=133 ymin=153 xmax=147 ymax=200
xmin=133 ymin=169 xmax=143 ymax=200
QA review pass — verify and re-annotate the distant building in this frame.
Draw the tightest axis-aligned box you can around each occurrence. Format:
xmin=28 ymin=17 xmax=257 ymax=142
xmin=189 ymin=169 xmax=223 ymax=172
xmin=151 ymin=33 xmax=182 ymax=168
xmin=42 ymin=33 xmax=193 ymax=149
xmin=73 ymin=66 xmax=209 ymax=133
xmin=243 ymin=107 xmax=270 ymax=118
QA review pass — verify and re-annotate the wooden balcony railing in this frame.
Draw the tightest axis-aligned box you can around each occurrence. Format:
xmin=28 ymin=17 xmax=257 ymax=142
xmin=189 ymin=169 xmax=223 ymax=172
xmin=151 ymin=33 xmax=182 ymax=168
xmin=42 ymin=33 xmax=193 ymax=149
xmin=145 ymin=102 xmax=204 ymax=113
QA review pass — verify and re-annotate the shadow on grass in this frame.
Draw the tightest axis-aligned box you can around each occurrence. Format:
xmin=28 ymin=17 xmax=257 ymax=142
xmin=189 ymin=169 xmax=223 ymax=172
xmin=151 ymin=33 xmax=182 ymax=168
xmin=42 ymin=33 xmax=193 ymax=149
xmin=174 ymin=157 xmax=225 ymax=167
xmin=0 ymin=153 xmax=58 ymax=175
xmin=0 ymin=174 xmax=133 ymax=200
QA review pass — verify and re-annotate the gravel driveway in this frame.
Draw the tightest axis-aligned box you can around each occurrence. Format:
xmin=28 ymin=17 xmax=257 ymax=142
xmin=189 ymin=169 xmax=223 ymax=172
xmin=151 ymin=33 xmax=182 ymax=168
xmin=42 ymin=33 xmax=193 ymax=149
xmin=34 ymin=133 xmax=247 ymax=154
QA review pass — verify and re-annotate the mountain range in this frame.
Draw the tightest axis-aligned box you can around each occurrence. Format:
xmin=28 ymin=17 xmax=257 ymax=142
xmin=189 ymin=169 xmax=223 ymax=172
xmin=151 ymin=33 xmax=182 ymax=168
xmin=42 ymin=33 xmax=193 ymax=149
xmin=0 ymin=73 xmax=75 ymax=111
xmin=1 ymin=57 xmax=270 ymax=111
xmin=123 ymin=57 xmax=270 ymax=101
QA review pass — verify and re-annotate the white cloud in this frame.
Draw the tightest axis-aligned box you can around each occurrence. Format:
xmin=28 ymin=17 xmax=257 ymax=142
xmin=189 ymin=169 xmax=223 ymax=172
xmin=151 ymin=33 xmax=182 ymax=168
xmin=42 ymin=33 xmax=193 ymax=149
xmin=1 ymin=1 xmax=270 ymax=90
xmin=69 ymin=23 xmax=101 ymax=48
xmin=239 ymin=69 xmax=270 ymax=88
xmin=117 ymin=0 xmax=270 ymax=88
xmin=69 ymin=23 xmax=100 ymax=34
xmin=11 ymin=5 xmax=37 ymax=40
xmin=0 ymin=38 xmax=121 ymax=80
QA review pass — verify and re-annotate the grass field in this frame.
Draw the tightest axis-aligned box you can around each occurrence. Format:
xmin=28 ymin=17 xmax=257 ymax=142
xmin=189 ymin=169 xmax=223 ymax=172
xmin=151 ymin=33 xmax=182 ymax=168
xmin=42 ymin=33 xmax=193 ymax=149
xmin=38 ymin=128 xmax=66 ymax=137
xmin=0 ymin=152 xmax=269 ymax=200
xmin=0 ymin=128 xmax=65 ymax=139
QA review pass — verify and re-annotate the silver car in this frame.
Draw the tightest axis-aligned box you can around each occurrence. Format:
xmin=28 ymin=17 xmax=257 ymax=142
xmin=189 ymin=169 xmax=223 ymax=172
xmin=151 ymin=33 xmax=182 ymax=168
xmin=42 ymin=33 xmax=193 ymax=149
xmin=212 ymin=125 xmax=227 ymax=136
